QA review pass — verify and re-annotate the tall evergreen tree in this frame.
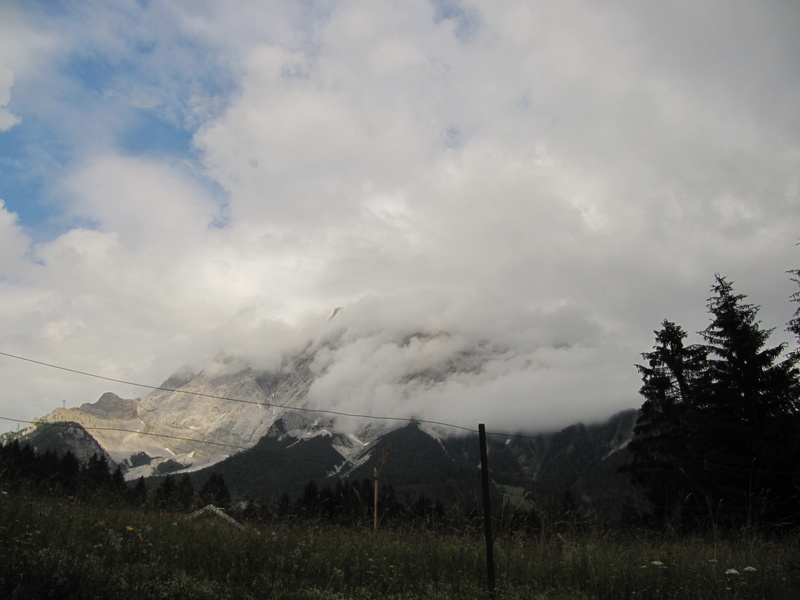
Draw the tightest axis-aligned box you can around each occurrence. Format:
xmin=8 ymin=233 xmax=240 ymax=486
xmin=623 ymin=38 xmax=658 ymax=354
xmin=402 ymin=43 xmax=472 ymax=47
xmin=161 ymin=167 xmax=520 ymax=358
xmin=625 ymin=320 xmax=709 ymax=523
xmin=175 ymin=473 xmax=196 ymax=510
xmin=58 ymin=450 xmax=81 ymax=495
xmin=83 ymin=453 xmax=112 ymax=493
xmin=789 ymin=268 xmax=800 ymax=347
xmin=200 ymin=472 xmax=230 ymax=508
xmin=129 ymin=476 xmax=148 ymax=506
xmin=701 ymin=275 xmax=799 ymax=423
xmin=696 ymin=275 xmax=800 ymax=525
xmin=154 ymin=475 xmax=176 ymax=509
xmin=627 ymin=275 xmax=800 ymax=528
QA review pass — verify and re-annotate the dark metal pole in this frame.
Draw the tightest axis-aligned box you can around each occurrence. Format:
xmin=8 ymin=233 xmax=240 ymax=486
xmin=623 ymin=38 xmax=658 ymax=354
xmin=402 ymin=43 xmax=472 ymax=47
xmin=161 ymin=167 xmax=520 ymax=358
xmin=479 ymin=424 xmax=496 ymax=598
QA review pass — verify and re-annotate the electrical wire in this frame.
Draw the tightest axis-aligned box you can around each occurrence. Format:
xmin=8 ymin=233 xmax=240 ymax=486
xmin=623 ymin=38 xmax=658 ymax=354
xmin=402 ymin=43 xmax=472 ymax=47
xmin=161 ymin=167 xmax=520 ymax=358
xmin=0 ymin=416 xmax=340 ymax=468
xmin=0 ymin=350 xmax=564 ymax=440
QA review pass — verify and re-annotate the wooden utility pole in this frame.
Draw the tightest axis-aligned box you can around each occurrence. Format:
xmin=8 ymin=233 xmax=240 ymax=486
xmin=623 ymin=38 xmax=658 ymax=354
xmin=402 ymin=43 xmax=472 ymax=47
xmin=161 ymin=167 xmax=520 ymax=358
xmin=479 ymin=424 xmax=496 ymax=598
xmin=373 ymin=444 xmax=392 ymax=531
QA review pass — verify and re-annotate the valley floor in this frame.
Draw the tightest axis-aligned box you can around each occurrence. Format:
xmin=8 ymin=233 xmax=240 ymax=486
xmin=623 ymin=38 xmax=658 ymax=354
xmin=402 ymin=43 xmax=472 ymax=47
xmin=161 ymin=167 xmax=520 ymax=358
xmin=1 ymin=492 xmax=798 ymax=600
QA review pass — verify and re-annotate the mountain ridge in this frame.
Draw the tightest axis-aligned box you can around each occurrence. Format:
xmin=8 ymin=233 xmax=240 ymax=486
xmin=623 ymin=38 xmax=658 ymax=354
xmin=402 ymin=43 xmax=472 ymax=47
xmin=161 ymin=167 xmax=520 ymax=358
xmin=3 ymin=321 xmax=642 ymax=519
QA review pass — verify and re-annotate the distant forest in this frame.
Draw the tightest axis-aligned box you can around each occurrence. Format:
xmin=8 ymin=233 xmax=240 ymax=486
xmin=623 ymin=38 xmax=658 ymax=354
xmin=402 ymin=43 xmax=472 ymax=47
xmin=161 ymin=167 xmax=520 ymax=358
xmin=0 ymin=439 xmax=536 ymax=534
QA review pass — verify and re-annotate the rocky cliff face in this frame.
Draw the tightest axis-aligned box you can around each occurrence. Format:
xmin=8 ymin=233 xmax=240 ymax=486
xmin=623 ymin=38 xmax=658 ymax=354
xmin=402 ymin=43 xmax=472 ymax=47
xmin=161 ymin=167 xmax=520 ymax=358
xmin=31 ymin=325 xmax=511 ymax=479
xmin=78 ymin=392 xmax=140 ymax=420
xmin=36 ymin=349 xmax=326 ymax=478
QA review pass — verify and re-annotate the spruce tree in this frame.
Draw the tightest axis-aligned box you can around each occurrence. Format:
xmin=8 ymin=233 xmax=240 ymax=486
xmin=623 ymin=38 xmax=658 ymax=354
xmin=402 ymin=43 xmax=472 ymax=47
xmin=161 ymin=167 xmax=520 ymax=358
xmin=626 ymin=320 xmax=709 ymax=524
xmin=175 ymin=473 xmax=196 ymax=510
xmin=200 ymin=472 xmax=230 ymax=508
xmin=129 ymin=476 xmax=148 ymax=506
xmin=789 ymin=268 xmax=800 ymax=347
xmin=696 ymin=275 xmax=800 ymax=526
xmin=701 ymin=275 xmax=799 ymax=423
xmin=154 ymin=475 xmax=176 ymax=509
xmin=627 ymin=275 xmax=800 ymax=528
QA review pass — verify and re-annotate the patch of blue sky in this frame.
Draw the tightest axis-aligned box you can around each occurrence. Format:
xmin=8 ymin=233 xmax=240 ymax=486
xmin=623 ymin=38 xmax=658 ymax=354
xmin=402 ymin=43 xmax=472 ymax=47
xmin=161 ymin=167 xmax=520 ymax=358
xmin=0 ymin=118 xmax=71 ymax=240
xmin=64 ymin=53 xmax=128 ymax=96
xmin=119 ymin=109 xmax=194 ymax=158
xmin=117 ymin=108 xmax=230 ymax=228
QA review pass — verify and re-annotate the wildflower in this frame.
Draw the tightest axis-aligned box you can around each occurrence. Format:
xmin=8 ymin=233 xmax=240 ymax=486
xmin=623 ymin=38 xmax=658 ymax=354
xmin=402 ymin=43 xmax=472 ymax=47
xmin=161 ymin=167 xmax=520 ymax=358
xmin=725 ymin=568 xmax=740 ymax=576
xmin=651 ymin=560 xmax=666 ymax=569
xmin=125 ymin=526 xmax=135 ymax=532
xmin=743 ymin=566 xmax=757 ymax=573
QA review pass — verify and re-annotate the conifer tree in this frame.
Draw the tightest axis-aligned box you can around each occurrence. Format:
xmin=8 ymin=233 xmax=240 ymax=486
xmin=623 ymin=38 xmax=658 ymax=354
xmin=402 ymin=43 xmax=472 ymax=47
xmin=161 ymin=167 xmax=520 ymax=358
xmin=625 ymin=320 xmax=708 ymax=523
xmin=129 ymin=476 xmax=148 ymax=506
xmin=701 ymin=275 xmax=799 ymax=423
xmin=696 ymin=275 xmax=800 ymax=525
xmin=84 ymin=453 xmax=112 ymax=492
xmin=200 ymin=472 xmax=230 ymax=508
xmin=627 ymin=275 xmax=800 ymax=528
xmin=789 ymin=268 xmax=800 ymax=347
xmin=154 ymin=474 xmax=176 ymax=509
xmin=58 ymin=450 xmax=80 ymax=495
xmin=111 ymin=466 xmax=127 ymax=497
xmin=175 ymin=473 xmax=196 ymax=510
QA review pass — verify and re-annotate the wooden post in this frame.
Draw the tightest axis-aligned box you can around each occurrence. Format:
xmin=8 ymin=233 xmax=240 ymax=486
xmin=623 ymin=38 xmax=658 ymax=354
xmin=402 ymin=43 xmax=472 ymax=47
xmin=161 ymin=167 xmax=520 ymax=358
xmin=373 ymin=445 xmax=392 ymax=531
xmin=373 ymin=466 xmax=379 ymax=531
xmin=479 ymin=424 xmax=496 ymax=598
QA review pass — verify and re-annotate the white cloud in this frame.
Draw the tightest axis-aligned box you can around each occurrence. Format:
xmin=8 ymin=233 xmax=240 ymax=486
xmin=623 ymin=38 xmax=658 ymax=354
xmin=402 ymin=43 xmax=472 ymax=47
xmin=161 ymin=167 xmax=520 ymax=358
xmin=61 ymin=154 xmax=220 ymax=249
xmin=0 ymin=201 xmax=30 ymax=277
xmin=0 ymin=65 xmax=21 ymax=131
xmin=0 ymin=0 xmax=798 ymax=432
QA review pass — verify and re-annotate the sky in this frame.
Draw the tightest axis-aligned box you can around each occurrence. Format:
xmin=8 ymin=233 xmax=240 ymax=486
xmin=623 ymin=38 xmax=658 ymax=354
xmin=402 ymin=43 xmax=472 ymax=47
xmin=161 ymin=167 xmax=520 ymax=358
xmin=1 ymin=0 xmax=799 ymax=435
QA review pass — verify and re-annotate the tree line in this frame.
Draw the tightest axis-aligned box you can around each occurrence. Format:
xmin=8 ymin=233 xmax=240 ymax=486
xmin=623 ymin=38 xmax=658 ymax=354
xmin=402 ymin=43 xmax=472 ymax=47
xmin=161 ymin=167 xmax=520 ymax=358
xmin=0 ymin=440 xmax=231 ymax=510
xmin=624 ymin=272 xmax=800 ymax=531
xmin=0 ymin=438 xmax=543 ymax=533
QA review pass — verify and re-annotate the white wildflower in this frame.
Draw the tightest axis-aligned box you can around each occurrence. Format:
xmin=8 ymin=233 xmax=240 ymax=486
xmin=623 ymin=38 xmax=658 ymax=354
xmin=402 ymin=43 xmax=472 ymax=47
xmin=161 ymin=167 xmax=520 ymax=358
xmin=725 ymin=568 xmax=740 ymax=576
xmin=743 ymin=566 xmax=757 ymax=573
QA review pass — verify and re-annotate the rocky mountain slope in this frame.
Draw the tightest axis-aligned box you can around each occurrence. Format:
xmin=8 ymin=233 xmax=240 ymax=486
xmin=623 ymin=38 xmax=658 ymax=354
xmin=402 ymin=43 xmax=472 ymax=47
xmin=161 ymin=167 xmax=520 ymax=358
xmin=19 ymin=325 xmax=514 ymax=477
xmin=195 ymin=410 xmax=641 ymax=517
xmin=4 ymin=319 xmax=642 ymax=519
xmin=26 ymin=350 xmax=325 ymax=478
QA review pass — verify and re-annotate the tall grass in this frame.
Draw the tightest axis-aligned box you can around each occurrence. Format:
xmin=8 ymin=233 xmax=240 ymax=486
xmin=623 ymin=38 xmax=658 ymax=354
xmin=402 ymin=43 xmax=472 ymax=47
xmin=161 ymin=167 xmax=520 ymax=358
xmin=1 ymin=492 xmax=797 ymax=599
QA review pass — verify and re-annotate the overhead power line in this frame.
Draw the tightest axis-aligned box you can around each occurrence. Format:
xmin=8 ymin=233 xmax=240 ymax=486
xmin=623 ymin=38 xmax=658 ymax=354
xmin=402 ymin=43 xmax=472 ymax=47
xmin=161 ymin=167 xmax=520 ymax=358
xmin=0 ymin=350 xmax=564 ymax=440
xmin=0 ymin=416 xmax=336 ymax=468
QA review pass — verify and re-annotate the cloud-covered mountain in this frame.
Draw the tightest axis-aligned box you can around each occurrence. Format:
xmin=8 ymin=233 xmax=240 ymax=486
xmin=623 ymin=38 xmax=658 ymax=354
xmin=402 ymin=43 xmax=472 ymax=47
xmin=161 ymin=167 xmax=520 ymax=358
xmin=19 ymin=308 xmax=634 ymax=465
xmin=10 ymin=316 xmax=642 ymax=519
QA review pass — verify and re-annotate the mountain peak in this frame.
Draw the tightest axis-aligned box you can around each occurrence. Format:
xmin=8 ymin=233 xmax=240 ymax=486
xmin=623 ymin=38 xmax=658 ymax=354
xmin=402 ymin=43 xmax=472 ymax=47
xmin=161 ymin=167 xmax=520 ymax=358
xmin=158 ymin=365 xmax=196 ymax=390
xmin=78 ymin=392 xmax=139 ymax=420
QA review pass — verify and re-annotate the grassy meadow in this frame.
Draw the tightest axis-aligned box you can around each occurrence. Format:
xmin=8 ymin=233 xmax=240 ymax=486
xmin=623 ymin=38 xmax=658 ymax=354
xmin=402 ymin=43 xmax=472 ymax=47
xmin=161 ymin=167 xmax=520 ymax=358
xmin=1 ymin=492 xmax=799 ymax=600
